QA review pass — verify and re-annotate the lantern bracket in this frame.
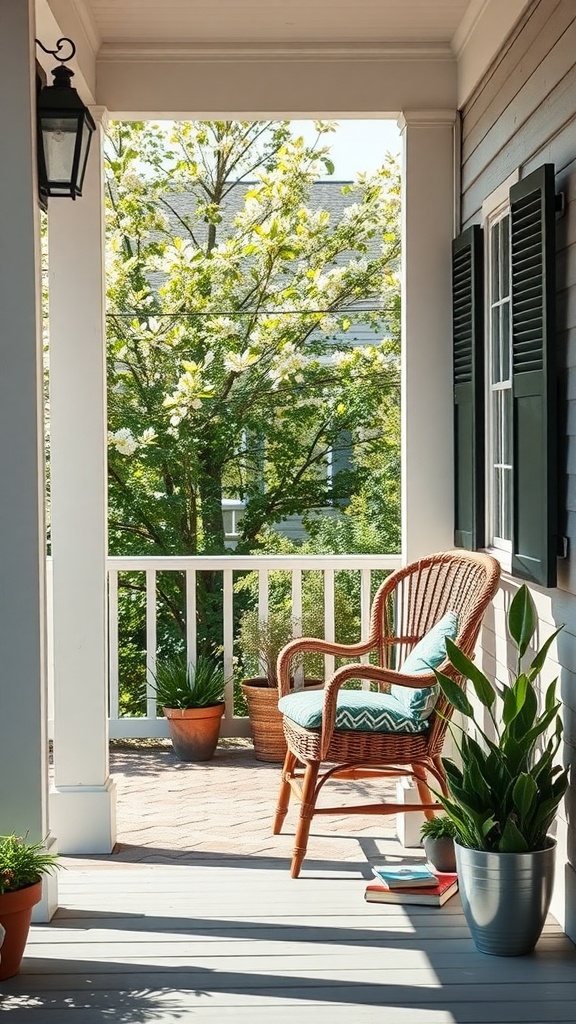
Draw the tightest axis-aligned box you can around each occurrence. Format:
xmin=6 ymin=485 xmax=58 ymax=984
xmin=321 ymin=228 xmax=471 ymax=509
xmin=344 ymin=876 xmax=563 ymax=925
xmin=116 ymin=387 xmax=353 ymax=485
xmin=35 ymin=37 xmax=77 ymax=64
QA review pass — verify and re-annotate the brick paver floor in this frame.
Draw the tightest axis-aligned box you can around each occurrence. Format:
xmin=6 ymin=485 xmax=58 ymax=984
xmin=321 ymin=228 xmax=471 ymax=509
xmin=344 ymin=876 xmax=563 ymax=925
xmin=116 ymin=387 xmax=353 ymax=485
xmin=109 ymin=740 xmax=403 ymax=869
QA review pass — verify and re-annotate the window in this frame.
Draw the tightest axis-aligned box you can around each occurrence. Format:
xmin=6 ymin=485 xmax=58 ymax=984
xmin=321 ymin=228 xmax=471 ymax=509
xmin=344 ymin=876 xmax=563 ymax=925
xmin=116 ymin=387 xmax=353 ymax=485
xmin=486 ymin=205 xmax=512 ymax=552
xmin=452 ymin=164 xmax=557 ymax=588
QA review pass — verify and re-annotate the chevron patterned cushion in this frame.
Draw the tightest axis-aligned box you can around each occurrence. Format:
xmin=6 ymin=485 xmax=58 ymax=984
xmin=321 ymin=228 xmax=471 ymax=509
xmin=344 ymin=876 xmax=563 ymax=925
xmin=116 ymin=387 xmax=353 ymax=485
xmin=390 ymin=610 xmax=458 ymax=721
xmin=278 ymin=690 xmax=430 ymax=734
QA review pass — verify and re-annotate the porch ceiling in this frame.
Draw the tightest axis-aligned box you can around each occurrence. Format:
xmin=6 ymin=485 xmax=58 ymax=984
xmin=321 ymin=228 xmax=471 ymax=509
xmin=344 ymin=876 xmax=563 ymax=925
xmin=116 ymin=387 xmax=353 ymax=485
xmin=58 ymin=0 xmax=474 ymax=48
xmin=38 ymin=0 xmax=532 ymax=123
xmin=40 ymin=0 xmax=475 ymax=117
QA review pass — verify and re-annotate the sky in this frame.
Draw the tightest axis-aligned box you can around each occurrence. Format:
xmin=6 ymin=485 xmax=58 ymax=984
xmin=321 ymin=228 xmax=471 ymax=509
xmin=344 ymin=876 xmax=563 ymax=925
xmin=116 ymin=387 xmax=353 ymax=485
xmin=289 ymin=119 xmax=402 ymax=179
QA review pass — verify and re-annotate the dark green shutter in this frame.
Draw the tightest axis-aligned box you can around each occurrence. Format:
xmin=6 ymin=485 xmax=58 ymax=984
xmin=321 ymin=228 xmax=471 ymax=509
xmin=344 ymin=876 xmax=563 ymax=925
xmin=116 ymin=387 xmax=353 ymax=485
xmin=510 ymin=165 xmax=557 ymax=587
xmin=452 ymin=225 xmax=484 ymax=550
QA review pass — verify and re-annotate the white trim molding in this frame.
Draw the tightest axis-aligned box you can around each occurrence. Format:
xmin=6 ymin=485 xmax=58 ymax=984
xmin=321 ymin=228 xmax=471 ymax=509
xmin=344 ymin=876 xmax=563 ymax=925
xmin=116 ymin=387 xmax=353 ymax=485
xmin=398 ymin=109 xmax=458 ymax=130
xmin=454 ymin=0 xmax=534 ymax=107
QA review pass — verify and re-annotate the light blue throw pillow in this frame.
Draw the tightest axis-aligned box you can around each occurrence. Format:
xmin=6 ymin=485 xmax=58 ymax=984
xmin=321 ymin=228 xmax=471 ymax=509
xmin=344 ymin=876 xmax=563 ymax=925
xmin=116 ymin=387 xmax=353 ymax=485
xmin=390 ymin=610 xmax=458 ymax=721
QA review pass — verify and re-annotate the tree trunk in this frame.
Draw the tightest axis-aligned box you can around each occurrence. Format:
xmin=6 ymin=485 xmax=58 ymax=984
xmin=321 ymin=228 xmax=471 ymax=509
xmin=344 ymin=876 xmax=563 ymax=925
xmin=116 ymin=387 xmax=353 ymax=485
xmin=195 ymin=461 xmax=226 ymax=656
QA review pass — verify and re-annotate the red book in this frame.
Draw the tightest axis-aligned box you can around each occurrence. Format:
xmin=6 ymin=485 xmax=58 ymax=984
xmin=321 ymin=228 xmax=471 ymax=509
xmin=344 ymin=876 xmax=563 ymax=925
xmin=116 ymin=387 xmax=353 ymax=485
xmin=364 ymin=871 xmax=458 ymax=906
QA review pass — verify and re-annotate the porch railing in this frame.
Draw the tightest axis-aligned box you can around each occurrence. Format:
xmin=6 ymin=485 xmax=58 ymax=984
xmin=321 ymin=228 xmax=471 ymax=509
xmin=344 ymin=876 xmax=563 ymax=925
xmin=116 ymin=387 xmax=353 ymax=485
xmin=107 ymin=554 xmax=401 ymax=739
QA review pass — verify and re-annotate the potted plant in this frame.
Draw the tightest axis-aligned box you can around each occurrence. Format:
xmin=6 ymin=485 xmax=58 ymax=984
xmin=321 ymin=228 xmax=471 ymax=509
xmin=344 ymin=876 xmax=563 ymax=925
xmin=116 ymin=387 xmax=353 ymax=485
xmin=0 ymin=833 xmax=60 ymax=980
xmin=433 ymin=584 xmax=568 ymax=956
xmin=238 ymin=606 xmax=323 ymax=762
xmin=420 ymin=815 xmax=457 ymax=873
xmin=151 ymin=654 xmax=226 ymax=761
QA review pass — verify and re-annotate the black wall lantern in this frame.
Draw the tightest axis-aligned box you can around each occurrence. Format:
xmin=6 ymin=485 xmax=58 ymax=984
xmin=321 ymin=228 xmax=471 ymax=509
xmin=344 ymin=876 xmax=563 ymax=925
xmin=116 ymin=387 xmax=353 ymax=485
xmin=35 ymin=37 xmax=96 ymax=202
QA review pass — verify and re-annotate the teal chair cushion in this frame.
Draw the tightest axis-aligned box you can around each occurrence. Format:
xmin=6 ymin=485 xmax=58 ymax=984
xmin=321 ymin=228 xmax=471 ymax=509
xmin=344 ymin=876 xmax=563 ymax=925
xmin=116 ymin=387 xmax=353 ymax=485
xmin=390 ymin=610 xmax=458 ymax=721
xmin=278 ymin=689 xmax=430 ymax=735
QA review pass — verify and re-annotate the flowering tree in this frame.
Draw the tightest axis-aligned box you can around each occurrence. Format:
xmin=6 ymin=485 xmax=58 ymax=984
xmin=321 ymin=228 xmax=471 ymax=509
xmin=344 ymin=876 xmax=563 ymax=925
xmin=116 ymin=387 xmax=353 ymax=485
xmin=106 ymin=120 xmax=400 ymax=555
xmin=105 ymin=120 xmax=400 ymax=667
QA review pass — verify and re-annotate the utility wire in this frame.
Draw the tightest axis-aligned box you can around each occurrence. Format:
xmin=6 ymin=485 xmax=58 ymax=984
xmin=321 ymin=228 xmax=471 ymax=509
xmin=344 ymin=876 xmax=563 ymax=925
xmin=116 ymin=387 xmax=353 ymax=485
xmin=106 ymin=306 xmax=396 ymax=318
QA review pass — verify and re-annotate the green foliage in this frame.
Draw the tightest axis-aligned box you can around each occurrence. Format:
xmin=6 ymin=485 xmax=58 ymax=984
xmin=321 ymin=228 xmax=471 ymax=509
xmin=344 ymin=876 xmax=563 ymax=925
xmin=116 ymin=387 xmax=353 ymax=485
xmin=0 ymin=834 xmax=61 ymax=895
xmin=234 ymin=532 xmax=361 ymax=685
xmin=104 ymin=119 xmax=401 ymax=707
xmin=237 ymin=607 xmax=300 ymax=686
xmin=105 ymin=120 xmax=400 ymax=564
xmin=151 ymin=655 xmax=226 ymax=709
xmin=419 ymin=816 xmax=457 ymax=840
xmin=434 ymin=585 xmax=568 ymax=853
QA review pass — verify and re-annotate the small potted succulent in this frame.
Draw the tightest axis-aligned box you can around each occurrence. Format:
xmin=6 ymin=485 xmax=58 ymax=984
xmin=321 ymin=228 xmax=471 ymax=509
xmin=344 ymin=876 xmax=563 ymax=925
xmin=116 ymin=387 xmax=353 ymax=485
xmin=0 ymin=833 xmax=61 ymax=980
xmin=151 ymin=654 xmax=226 ymax=761
xmin=420 ymin=815 xmax=457 ymax=872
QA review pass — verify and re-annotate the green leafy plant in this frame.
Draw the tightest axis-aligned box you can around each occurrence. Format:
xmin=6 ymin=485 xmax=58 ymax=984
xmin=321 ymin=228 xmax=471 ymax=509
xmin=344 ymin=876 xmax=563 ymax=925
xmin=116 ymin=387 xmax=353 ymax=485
xmin=419 ymin=816 xmax=457 ymax=840
xmin=151 ymin=655 xmax=226 ymax=709
xmin=0 ymin=834 xmax=61 ymax=895
xmin=237 ymin=607 xmax=301 ymax=687
xmin=433 ymin=584 xmax=568 ymax=853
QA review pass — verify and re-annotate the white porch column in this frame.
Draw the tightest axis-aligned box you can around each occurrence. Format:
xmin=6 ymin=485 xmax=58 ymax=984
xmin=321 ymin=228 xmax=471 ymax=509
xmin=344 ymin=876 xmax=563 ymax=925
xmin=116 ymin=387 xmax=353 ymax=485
xmin=48 ymin=109 xmax=116 ymax=854
xmin=399 ymin=111 xmax=457 ymax=563
xmin=0 ymin=0 xmax=57 ymax=919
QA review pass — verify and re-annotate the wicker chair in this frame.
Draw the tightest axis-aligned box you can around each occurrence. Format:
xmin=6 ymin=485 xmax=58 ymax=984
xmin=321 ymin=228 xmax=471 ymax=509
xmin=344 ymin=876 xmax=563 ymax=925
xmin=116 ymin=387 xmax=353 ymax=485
xmin=273 ymin=550 xmax=501 ymax=877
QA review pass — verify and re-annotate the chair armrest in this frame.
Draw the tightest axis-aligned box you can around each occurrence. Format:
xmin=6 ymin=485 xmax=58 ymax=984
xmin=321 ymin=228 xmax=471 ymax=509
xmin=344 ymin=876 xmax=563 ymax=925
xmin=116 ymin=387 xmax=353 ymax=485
xmin=318 ymin=663 xmax=446 ymax=760
xmin=276 ymin=636 xmax=378 ymax=697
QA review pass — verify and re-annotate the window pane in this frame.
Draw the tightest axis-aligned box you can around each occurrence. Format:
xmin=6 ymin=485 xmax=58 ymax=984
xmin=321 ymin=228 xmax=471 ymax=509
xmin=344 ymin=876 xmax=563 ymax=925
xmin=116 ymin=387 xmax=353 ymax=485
xmin=503 ymin=466 xmax=512 ymax=542
xmin=503 ymin=388 xmax=513 ymax=465
xmin=491 ymin=306 xmax=499 ymax=384
xmin=493 ymin=391 xmax=502 ymax=463
xmin=493 ymin=468 xmax=502 ymax=539
xmin=501 ymin=216 xmax=510 ymax=299
xmin=491 ymin=223 xmax=500 ymax=303
xmin=501 ymin=301 xmax=510 ymax=382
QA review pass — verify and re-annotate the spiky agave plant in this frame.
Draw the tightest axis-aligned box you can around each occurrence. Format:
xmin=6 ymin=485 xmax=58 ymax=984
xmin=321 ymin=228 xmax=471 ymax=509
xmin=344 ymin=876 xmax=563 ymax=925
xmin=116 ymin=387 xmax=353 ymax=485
xmin=151 ymin=655 xmax=226 ymax=709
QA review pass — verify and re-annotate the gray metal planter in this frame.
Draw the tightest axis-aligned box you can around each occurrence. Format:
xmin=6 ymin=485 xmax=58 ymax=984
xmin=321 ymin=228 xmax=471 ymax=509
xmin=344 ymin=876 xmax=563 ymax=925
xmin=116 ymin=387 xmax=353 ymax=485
xmin=423 ymin=836 xmax=456 ymax=873
xmin=455 ymin=839 xmax=556 ymax=956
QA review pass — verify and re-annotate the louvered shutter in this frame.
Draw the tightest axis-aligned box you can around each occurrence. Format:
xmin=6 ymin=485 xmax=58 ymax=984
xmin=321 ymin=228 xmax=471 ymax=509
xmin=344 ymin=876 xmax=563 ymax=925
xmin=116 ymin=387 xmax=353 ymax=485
xmin=510 ymin=164 xmax=557 ymax=587
xmin=452 ymin=225 xmax=484 ymax=550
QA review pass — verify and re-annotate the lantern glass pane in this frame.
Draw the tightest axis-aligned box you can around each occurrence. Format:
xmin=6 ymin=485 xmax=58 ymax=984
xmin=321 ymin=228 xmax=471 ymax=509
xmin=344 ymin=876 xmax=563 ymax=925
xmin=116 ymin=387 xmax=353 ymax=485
xmin=41 ymin=117 xmax=77 ymax=184
xmin=76 ymin=119 xmax=93 ymax=192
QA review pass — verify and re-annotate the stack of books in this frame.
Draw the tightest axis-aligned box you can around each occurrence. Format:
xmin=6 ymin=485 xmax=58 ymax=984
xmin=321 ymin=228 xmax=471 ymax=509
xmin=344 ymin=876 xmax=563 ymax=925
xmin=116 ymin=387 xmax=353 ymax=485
xmin=365 ymin=864 xmax=458 ymax=906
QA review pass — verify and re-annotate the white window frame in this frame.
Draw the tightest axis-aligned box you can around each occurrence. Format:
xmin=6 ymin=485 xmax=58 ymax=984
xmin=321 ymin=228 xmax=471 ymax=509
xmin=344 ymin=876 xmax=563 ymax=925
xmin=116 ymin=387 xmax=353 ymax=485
xmin=481 ymin=170 xmax=520 ymax=569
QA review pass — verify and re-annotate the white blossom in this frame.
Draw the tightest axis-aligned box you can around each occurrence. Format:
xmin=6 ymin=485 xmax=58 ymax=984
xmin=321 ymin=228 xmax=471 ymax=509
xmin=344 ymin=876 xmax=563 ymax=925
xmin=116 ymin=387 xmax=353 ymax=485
xmin=341 ymin=203 xmax=361 ymax=225
xmin=163 ymin=360 xmax=213 ymax=423
xmin=108 ymin=428 xmax=138 ymax=456
xmin=269 ymin=342 xmax=309 ymax=388
xmin=224 ymin=349 xmax=259 ymax=374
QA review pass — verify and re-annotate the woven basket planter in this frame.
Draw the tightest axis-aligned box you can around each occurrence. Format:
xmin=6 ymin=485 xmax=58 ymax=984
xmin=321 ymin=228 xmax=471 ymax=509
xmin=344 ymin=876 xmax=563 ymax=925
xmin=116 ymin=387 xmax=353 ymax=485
xmin=241 ymin=677 xmax=323 ymax=762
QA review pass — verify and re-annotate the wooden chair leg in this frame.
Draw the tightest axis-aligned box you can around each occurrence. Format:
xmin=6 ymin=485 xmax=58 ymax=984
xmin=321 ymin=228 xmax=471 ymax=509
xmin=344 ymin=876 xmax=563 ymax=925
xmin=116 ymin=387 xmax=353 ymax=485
xmin=432 ymin=754 xmax=449 ymax=797
xmin=291 ymin=760 xmax=320 ymax=878
xmin=412 ymin=763 xmax=436 ymax=821
xmin=273 ymin=749 xmax=298 ymax=835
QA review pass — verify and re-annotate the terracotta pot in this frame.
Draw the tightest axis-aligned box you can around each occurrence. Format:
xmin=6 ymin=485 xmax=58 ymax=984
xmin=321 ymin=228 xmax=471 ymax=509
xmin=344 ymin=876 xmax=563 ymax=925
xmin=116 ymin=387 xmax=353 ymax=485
xmin=163 ymin=703 xmax=225 ymax=761
xmin=0 ymin=880 xmax=42 ymax=980
xmin=241 ymin=677 xmax=323 ymax=762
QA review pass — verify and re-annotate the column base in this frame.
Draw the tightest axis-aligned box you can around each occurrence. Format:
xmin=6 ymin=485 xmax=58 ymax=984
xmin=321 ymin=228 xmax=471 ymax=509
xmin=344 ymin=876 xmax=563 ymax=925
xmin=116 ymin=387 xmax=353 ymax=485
xmin=31 ymin=833 xmax=59 ymax=923
xmin=49 ymin=777 xmax=117 ymax=854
